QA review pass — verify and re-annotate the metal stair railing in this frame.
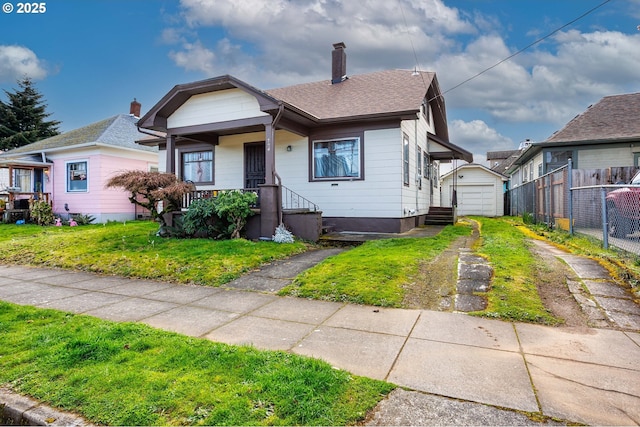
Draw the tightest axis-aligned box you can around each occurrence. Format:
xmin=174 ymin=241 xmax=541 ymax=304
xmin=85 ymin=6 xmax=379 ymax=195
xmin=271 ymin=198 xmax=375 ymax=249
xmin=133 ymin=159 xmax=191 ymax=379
xmin=281 ymin=185 xmax=319 ymax=212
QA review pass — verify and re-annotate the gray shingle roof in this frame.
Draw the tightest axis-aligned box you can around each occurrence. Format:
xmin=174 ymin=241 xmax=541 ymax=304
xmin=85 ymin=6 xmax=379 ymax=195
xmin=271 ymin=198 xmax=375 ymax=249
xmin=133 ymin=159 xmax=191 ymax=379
xmin=1 ymin=114 xmax=158 ymax=156
xmin=266 ymin=69 xmax=435 ymax=120
xmin=546 ymin=92 xmax=640 ymax=143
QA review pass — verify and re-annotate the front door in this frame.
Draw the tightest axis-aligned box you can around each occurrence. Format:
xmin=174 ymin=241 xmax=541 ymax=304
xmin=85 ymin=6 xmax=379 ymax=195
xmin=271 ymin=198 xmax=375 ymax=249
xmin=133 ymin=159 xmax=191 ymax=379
xmin=244 ymin=142 xmax=265 ymax=189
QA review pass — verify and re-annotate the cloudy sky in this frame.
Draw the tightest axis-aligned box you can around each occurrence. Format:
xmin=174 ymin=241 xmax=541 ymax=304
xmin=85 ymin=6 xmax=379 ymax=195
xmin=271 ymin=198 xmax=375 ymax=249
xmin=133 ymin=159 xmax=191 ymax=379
xmin=1 ymin=0 xmax=639 ymax=164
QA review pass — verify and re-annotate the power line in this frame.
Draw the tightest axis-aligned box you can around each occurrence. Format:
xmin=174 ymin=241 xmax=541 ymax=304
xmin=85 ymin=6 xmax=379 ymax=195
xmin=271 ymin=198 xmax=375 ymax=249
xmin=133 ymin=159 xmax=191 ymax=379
xmin=426 ymin=0 xmax=612 ymax=101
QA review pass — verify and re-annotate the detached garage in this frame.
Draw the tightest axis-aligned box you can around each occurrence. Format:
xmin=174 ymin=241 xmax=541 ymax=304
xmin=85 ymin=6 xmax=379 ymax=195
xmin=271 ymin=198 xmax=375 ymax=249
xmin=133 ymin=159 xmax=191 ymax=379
xmin=440 ymin=164 xmax=507 ymax=217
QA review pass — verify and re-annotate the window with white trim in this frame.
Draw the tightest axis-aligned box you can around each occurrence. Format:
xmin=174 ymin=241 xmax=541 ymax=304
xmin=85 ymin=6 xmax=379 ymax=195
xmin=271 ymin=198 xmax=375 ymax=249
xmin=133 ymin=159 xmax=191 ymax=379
xmin=67 ymin=161 xmax=87 ymax=192
xmin=13 ymin=168 xmax=31 ymax=192
xmin=403 ymin=134 xmax=410 ymax=186
xmin=312 ymin=137 xmax=360 ymax=180
xmin=182 ymin=151 xmax=213 ymax=183
xmin=417 ymin=146 xmax=422 ymax=189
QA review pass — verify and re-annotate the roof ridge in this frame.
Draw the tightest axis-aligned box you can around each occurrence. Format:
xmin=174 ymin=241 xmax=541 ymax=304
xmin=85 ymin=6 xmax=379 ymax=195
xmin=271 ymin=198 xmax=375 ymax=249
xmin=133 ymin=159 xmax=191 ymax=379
xmin=93 ymin=114 xmax=124 ymax=142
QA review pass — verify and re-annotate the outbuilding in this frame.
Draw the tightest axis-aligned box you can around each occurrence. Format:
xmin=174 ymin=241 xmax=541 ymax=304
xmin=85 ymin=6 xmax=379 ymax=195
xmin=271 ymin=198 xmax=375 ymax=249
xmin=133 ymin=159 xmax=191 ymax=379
xmin=441 ymin=164 xmax=507 ymax=217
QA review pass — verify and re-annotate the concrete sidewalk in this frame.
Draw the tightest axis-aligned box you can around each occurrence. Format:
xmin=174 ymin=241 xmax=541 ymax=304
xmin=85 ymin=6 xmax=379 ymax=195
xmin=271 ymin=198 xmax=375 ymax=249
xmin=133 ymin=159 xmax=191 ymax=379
xmin=1 ymin=244 xmax=639 ymax=425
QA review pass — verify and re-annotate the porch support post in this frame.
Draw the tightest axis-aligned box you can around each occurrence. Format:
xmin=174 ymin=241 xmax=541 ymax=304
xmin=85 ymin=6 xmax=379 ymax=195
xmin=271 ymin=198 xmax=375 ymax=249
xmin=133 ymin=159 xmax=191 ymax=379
xmin=258 ymin=184 xmax=281 ymax=239
xmin=165 ymin=134 xmax=176 ymax=174
xmin=264 ymin=123 xmax=275 ymax=185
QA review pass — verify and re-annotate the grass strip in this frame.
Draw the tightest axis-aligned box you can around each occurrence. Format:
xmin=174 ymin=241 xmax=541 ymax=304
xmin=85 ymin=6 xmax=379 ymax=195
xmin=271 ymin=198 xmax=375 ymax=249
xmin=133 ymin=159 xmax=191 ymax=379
xmin=0 ymin=222 xmax=306 ymax=286
xmin=522 ymin=222 xmax=640 ymax=290
xmin=472 ymin=217 xmax=560 ymax=324
xmin=0 ymin=302 xmax=394 ymax=426
xmin=279 ymin=224 xmax=471 ymax=307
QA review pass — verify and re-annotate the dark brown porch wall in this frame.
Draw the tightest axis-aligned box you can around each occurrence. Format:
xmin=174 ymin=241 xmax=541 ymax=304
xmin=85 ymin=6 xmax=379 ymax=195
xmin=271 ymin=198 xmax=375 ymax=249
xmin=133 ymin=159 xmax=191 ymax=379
xmin=323 ymin=215 xmax=426 ymax=234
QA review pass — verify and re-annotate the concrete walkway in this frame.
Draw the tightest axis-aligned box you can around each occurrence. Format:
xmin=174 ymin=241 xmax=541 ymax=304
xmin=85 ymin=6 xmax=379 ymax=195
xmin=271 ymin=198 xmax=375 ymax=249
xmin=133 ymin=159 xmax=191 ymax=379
xmin=1 ymin=243 xmax=640 ymax=425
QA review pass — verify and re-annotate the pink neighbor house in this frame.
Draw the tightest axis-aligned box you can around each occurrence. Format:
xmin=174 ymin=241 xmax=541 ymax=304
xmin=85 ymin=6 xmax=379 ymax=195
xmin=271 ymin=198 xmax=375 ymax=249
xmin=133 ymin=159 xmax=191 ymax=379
xmin=0 ymin=100 xmax=158 ymax=222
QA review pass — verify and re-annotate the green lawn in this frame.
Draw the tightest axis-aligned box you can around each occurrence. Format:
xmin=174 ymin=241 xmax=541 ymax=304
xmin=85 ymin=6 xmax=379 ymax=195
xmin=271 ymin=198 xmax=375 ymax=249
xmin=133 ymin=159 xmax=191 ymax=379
xmin=2 ymin=216 xmax=635 ymax=425
xmin=471 ymin=217 xmax=560 ymax=324
xmin=0 ymin=221 xmax=306 ymax=286
xmin=279 ymin=224 xmax=471 ymax=307
xmin=0 ymin=302 xmax=393 ymax=426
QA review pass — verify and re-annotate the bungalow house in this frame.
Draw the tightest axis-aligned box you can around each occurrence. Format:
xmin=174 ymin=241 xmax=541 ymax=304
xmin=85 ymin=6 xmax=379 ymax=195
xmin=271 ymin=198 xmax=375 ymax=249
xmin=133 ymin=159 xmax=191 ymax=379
xmin=137 ymin=42 xmax=472 ymax=240
xmin=0 ymin=101 xmax=159 ymax=222
xmin=507 ymin=92 xmax=640 ymax=185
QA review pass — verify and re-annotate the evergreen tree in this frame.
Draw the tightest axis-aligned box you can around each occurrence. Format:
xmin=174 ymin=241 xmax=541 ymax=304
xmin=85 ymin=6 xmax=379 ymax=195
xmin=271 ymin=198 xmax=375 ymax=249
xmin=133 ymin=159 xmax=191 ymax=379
xmin=0 ymin=77 xmax=61 ymax=150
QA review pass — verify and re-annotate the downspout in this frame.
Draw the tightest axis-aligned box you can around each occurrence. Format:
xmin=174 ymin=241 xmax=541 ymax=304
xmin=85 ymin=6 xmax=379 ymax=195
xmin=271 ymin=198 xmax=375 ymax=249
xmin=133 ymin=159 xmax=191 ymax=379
xmin=415 ymin=115 xmax=419 ymax=213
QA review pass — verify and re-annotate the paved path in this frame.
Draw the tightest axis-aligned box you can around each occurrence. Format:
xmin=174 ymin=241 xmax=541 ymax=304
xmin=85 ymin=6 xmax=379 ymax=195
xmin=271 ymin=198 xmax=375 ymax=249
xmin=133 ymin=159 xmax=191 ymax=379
xmin=1 ymin=243 xmax=640 ymax=425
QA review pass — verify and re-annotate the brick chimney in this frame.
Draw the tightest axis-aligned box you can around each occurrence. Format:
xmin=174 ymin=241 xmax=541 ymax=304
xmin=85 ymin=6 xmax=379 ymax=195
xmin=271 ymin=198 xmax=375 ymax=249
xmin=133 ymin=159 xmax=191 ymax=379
xmin=130 ymin=98 xmax=141 ymax=117
xmin=331 ymin=42 xmax=347 ymax=84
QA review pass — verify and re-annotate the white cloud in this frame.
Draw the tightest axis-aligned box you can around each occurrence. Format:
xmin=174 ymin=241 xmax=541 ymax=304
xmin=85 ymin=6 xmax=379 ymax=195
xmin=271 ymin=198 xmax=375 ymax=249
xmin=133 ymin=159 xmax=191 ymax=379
xmin=168 ymin=40 xmax=217 ymax=75
xmin=0 ymin=45 xmax=48 ymax=83
xmin=171 ymin=0 xmax=474 ymax=86
xmin=434 ymin=29 xmax=640 ymax=127
xmin=449 ymin=119 xmax=514 ymax=160
xmin=165 ymin=0 xmax=640 ymax=143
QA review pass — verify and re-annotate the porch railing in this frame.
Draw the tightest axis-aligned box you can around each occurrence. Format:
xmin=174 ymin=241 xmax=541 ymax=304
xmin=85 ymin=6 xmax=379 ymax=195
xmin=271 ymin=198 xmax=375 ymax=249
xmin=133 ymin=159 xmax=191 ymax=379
xmin=182 ymin=189 xmax=261 ymax=210
xmin=281 ymin=186 xmax=319 ymax=212
xmin=2 ymin=192 xmax=52 ymax=208
xmin=182 ymin=186 xmax=319 ymax=212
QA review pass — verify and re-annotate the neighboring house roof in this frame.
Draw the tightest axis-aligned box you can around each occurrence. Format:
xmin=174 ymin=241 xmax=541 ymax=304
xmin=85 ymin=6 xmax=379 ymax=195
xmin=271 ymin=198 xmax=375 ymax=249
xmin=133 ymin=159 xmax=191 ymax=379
xmin=487 ymin=149 xmax=521 ymax=174
xmin=546 ymin=92 xmax=640 ymax=143
xmin=0 ymin=114 xmax=158 ymax=159
xmin=506 ymin=92 xmax=640 ymax=173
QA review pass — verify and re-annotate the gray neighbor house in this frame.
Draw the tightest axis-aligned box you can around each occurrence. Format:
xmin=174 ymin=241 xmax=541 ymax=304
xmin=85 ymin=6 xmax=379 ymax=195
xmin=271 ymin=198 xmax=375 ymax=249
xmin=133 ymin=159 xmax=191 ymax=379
xmin=506 ymin=92 xmax=640 ymax=187
xmin=137 ymin=43 xmax=472 ymax=241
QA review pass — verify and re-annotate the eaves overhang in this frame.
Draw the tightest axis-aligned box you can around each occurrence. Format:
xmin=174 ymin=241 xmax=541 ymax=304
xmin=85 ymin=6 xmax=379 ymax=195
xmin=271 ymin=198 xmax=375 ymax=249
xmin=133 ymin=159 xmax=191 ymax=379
xmin=428 ymin=132 xmax=473 ymax=163
xmin=138 ymin=75 xmax=283 ymax=132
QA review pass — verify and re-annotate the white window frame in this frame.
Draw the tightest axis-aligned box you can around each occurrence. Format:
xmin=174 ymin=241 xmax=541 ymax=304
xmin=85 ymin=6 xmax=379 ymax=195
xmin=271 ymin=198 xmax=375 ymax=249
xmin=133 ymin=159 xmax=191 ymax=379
xmin=181 ymin=150 xmax=214 ymax=184
xmin=66 ymin=160 xmax=88 ymax=193
xmin=403 ymin=133 xmax=410 ymax=186
xmin=13 ymin=168 xmax=32 ymax=192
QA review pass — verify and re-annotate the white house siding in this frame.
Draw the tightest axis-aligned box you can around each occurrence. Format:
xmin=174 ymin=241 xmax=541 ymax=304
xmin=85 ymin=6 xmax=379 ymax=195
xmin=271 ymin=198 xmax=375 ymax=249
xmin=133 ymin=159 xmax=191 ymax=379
xmin=167 ymin=89 xmax=269 ymax=129
xmin=171 ymin=127 xmax=404 ymax=218
xmin=0 ymin=167 xmax=9 ymax=189
xmin=400 ymin=116 xmax=433 ymax=217
xmin=293 ymin=127 xmax=404 ymax=218
xmin=577 ymin=146 xmax=634 ymax=169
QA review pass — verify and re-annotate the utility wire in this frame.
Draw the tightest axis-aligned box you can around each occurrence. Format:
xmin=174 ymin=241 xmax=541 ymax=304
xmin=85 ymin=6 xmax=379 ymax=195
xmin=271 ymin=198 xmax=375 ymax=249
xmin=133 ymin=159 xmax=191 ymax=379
xmin=420 ymin=0 xmax=612 ymax=101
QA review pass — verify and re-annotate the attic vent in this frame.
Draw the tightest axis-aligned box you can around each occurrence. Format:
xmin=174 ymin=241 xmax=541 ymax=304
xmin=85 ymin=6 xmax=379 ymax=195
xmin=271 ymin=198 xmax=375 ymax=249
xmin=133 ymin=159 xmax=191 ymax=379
xmin=331 ymin=42 xmax=347 ymax=84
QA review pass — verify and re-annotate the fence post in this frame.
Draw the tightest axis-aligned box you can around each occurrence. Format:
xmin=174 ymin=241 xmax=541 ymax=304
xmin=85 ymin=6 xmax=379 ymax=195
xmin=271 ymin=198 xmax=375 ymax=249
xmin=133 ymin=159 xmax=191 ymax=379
xmin=568 ymin=159 xmax=573 ymax=235
xmin=601 ymin=186 xmax=609 ymax=249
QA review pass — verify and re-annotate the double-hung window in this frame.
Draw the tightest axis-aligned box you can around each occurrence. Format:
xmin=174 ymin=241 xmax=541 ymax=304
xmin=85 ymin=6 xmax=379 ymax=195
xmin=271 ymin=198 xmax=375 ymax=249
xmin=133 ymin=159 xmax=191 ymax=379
xmin=403 ymin=134 xmax=410 ymax=186
xmin=67 ymin=161 xmax=87 ymax=192
xmin=13 ymin=168 xmax=31 ymax=192
xmin=182 ymin=150 xmax=213 ymax=183
xmin=312 ymin=137 xmax=360 ymax=180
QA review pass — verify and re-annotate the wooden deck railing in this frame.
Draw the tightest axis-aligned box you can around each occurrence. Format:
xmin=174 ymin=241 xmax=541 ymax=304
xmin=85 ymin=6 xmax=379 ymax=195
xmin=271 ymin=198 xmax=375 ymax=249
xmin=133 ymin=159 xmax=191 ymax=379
xmin=3 ymin=192 xmax=52 ymax=208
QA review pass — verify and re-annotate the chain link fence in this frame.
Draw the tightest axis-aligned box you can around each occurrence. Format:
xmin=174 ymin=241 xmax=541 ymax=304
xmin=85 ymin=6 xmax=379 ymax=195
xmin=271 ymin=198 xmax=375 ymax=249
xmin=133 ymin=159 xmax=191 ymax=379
xmin=572 ymin=184 xmax=640 ymax=255
xmin=507 ymin=162 xmax=640 ymax=255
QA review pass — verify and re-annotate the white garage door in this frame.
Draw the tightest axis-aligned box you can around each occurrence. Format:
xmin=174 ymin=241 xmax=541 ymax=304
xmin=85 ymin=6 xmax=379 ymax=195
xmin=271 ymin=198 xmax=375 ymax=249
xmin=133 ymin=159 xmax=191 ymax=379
xmin=455 ymin=184 xmax=497 ymax=216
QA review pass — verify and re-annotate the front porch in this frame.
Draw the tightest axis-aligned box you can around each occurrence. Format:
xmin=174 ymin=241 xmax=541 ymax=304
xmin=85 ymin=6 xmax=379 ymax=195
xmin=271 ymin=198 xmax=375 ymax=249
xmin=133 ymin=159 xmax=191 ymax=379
xmin=176 ymin=185 xmax=323 ymax=241
xmin=0 ymin=191 xmax=52 ymax=223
